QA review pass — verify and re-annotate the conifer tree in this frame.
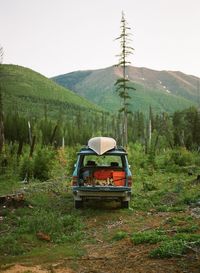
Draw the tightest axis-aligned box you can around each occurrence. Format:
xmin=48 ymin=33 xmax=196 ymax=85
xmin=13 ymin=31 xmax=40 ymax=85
xmin=115 ymin=11 xmax=135 ymax=147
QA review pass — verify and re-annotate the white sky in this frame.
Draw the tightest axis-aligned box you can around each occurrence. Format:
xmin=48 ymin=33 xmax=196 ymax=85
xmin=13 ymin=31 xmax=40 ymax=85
xmin=1 ymin=0 xmax=200 ymax=78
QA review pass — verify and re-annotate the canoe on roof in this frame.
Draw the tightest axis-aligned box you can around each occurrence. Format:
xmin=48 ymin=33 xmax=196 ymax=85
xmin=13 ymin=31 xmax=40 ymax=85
xmin=88 ymin=137 xmax=116 ymax=155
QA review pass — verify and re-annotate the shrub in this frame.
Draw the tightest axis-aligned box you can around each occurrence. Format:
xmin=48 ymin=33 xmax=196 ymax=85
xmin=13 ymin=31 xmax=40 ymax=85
xmin=149 ymin=234 xmax=200 ymax=258
xmin=132 ymin=230 xmax=167 ymax=245
xmin=19 ymin=155 xmax=34 ymax=180
xmin=169 ymin=148 xmax=194 ymax=167
xmin=127 ymin=142 xmax=147 ymax=169
xmin=112 ymin=231 xmax=128 ymax=241
xmin=65 ymin=145 xmax=81 ymax=176
xmin=149 ymin=240 xmax=187 ymax=258
xmin=33 ymin=148 xmax=55 ymax=181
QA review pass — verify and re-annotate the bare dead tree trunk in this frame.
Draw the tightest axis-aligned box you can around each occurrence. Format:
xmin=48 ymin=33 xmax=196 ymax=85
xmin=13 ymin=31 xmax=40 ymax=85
xmin=29 ymin=135 xmax=36 ymax=158
xmin=50 ymin=124 xmax=58 ymax=146
xmin=17 ymin=140 xmax=23 ymax=157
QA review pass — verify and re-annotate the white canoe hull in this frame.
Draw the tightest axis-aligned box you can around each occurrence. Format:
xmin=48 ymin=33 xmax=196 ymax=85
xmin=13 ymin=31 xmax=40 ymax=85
xmin=88 ymin=137 xmax=116 ymax=155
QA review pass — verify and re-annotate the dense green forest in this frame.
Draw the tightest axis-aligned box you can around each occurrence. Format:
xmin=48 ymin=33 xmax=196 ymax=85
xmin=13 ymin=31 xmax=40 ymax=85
xmin=2 ymin=106 xmax=200 ymax=151
xmin=0 ymin=105 xmax=200 ymax=183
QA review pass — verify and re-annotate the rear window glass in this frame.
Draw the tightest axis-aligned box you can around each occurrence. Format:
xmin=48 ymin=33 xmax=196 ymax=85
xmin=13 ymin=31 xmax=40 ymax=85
xmin=83 ymin=155 xmax=123 ymax=167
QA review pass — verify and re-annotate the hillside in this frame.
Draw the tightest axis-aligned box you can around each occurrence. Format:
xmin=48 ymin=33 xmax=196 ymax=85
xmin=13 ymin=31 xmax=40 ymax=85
xmin=52 ymin=66 xmax=199 ymax=114
xmin=0 ymin=64 xmax=103 ymax=118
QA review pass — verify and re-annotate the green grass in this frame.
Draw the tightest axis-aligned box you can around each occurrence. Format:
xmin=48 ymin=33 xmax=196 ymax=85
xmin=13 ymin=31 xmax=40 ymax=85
xmin=1 ymin=243 xmax=84 ymax=265
xmin=0 ymin=174 xmax=20 ymax=195
xmin=131 ymin=162 xmax=200 ymax=211
xmin=149 ymin=234 xmax=200 ymax=258
xmin=112 ymin=231 xmax=128 ymax=241
xmin=0 ymin=191 xmax=85 ymax=260
xmin=149 ymin=240 xmax=188 ymax=258
xmin=131 ymin=229 xmax=200 ymax=259
xmin=132 ymin=230 xmax=168 ymax=244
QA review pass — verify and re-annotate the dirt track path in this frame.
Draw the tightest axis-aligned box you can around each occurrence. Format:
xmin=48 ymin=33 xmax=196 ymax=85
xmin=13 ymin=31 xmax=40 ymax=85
xmin=1 ymin=210 xmax=200 ymax=273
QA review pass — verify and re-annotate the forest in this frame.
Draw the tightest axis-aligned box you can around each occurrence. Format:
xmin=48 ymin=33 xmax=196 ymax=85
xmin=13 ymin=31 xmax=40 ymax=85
xmin=0 ymin=98 xmax=200 ymax=182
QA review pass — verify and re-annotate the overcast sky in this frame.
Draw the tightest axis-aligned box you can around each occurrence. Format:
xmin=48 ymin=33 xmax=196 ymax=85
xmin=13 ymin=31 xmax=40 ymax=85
xmin=1 ymin=0 xmax=200 ymax=78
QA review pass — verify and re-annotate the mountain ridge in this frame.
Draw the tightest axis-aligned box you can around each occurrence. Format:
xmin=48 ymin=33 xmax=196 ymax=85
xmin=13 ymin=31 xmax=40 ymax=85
xmin=52 ymin=65 xmax=199 ymax=114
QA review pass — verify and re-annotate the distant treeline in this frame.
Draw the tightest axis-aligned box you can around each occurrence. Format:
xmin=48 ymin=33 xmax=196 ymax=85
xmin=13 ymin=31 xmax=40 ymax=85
xmin=3 ymin=106 xmax=200 ymax=154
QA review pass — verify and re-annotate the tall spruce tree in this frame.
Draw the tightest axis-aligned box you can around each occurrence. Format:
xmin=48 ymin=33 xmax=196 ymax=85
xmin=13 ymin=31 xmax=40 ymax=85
xmin=115 ymin=11 xmax=135 ymax=147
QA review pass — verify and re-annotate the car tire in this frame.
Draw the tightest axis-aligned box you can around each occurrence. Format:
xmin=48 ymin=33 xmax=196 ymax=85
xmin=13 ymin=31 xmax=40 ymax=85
xmin=75 ymin=200 xmax=83 ymax=209
xmin=121 ymin=201 xmax=129 ymax=209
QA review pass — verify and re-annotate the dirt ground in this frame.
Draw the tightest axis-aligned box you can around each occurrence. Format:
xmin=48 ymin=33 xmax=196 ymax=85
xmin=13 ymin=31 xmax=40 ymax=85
xmin=2 ymin=264 xmax=74 ymax=273
xmin=1 ymin=210 xmax=200 ymax=273
xmin=2 ymin=240 xmax=199 ymax=273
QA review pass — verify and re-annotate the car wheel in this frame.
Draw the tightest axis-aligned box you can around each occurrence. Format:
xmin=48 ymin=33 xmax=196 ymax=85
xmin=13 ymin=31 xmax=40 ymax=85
xmin=121 ymin=201 xmax=129 ymax=209
xmin=75 ymin=200 xmax=83 ymax=209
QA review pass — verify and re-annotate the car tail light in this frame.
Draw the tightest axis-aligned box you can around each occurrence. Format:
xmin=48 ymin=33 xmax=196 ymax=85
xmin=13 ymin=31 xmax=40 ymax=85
xmin=127 ymin=176 xmax=132 ymax=187
xmin=72 ymin=176 xmax=78 ymax=186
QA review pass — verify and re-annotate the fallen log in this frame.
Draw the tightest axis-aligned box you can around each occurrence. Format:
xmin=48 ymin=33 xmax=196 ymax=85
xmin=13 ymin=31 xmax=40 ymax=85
xmin=0 ymin=193 xmax=25 ymax=206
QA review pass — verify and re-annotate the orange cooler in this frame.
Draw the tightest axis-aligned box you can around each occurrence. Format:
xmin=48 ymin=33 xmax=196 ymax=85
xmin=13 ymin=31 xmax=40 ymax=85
xmin=94 ymin=170 xmax=113 ymax=180
xmin=112 ymin=171 xmax=126 ymax=186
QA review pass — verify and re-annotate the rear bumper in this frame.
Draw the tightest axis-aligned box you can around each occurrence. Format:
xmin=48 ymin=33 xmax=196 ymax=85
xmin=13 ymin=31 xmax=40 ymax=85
xmin=72 ymin=186 xmax=131 ymax=201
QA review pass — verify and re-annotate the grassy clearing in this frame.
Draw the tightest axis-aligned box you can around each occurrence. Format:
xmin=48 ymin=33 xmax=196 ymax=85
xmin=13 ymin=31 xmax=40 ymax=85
xmin=131 ymin=166 xmax=200 ymax=212
xmin=0 ymin=147 xmax=200 ymax=265
xmin=0 ymin=190 xmax=86 ymax=264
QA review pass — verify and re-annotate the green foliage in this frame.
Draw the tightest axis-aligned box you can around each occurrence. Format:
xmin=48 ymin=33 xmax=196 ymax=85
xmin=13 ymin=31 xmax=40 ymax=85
xmin=149 ymin=234 xmax=200 ymax=258
xmin=65 ymin=145 xmax=82 ymax=176
xmin=169 ymin=148 xmax=194 ymax=167
xmin=132 ymin=230 xmax=167 ymax=245
xmin=127 ymin=142 xmax=147 ymax=169
xmin=131 ymin=148 xmax=200 ymax=212
xmin=149 ymin=240 xmax=187 ymax=258
xmin=19 ymin=148 xmax=55 ymax=181
xmin=17 ymin=209 xmax=83 ymax=243
xmin=19 ymin=155 xmax=34 ymax=180
xmin=0 ymin=192 xmax=84 ymax=256
xmin=33 ymin=148 xmax=55 ymax=181
xmin=0 ymin=143 xmax=200 ymax=262
xmin=173 ymin=107 xmax=200 ymax=148
xmin=131 ymin=224 xmax=200 ymax=259
xmin=0 ymin=235 xmax=26 ymax=255
xmin=0 ymin=174 xmax=19 ymax=195
xmin=112 ymin=231 xmax=128 ymax=241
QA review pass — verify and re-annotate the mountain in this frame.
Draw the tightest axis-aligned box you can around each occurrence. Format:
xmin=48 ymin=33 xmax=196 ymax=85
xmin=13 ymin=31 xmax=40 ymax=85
xmin=52 ymin=66 xmax=199 ymax=114
xmin=0 ymin=64 xmax=103 ymax=118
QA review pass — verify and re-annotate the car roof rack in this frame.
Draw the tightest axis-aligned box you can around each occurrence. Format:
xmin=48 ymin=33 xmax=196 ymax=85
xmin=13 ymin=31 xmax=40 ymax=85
xmin=78 ymin=146 xmax=127 ymax=154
